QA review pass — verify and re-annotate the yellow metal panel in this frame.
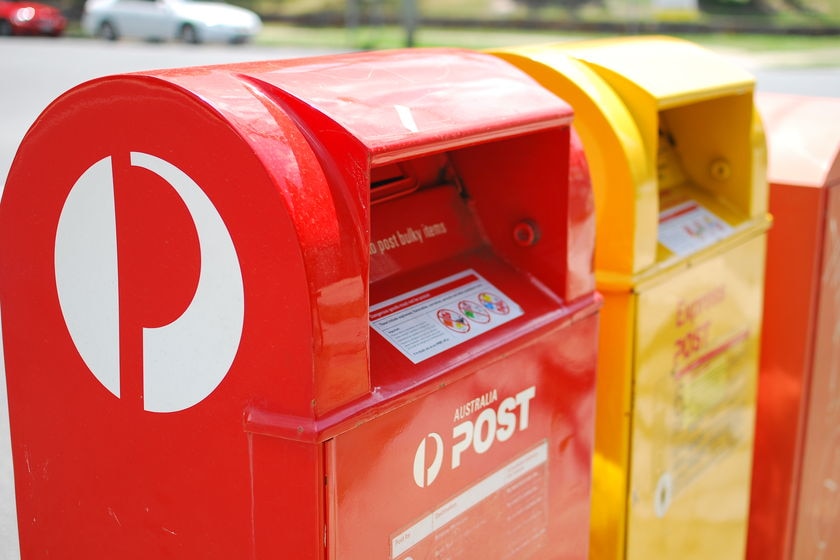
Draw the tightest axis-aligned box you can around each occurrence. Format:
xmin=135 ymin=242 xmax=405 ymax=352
xmin=628 ymin=235 xmax=765 ymax=559
xmin=589 ymin=289 xmax=636 ymax=560
xmin=751 ymin=108 xmax=769 ymax=217
xmin=561 ymin=36 xmax=755 ymax=109
xmin=661 ymin=95 xmax=766 ymax=219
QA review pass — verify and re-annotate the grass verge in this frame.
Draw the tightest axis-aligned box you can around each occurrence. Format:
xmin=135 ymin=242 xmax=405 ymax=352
xmin=255 ymin=22 xmax=840 ymax=55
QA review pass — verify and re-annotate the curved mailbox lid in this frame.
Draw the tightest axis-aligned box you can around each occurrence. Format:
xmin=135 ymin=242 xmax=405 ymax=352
xmin=564 ymin=35 xmax=754 ymax=109
xmin=756 ymin=92 xmax=840 ymax=189
xmin=239 ymin=48 xmax=573 ymax=164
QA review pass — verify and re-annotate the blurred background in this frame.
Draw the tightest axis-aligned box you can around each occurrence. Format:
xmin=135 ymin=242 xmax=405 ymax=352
xmin=4 ymin=0 xmax=840 ymax=49
xmin=1 ymin=0 xmax=839 ymax=559
xmin=56 ymin=0 xmax=840 ymax=35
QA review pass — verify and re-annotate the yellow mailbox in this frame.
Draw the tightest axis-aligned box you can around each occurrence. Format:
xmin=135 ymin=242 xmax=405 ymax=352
xmin=492 ymin=37 xmax=770 ymax=560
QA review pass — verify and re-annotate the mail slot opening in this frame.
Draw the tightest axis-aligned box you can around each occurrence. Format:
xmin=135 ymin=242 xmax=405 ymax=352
xmin=370 ymin=153 xmax=474 ymax=206
xmin=368 ymin=125 xmax=585 ymax=375
xmin=370 ymin=161 xmax=425 ymax=204
xmin=655 ymin=93 xmax=756 ymax=261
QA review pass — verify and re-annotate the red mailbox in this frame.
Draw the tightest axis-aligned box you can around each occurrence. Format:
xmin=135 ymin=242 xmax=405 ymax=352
xmin=748 ymin=92 xmax=840 ymax=560
xmin=0 ymin=49 xmax=600 ymax=559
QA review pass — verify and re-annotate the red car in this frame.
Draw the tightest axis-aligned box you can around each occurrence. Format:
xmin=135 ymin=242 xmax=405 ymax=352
xmin=0 ymin=0 xmax=66 ymax=36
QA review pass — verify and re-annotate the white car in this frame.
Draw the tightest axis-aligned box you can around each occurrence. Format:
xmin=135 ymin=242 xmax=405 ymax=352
xmin=82 ymin=0 xmax=261 ymax=44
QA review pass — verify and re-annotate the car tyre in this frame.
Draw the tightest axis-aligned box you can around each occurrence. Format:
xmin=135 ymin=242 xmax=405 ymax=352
xmin=179 ymin=23 xmax=200 ymax=44
xmin=0 ymin=19 xmax=13 ymax=36
xmin=97 ymin=20 xmax=118 ymax=41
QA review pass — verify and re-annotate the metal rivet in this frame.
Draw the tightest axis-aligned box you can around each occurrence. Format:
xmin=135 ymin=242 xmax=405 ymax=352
xmin=512 ymin=220 xmax=540 ymax=247
xmin=710 ymin=159 xmax=731 ymax=181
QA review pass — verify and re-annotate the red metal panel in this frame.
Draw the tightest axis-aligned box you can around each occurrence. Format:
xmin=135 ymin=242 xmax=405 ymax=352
xmin=329 ymin=312 xmax=598 ymax=560
xmin=748 ymin=183 xmax=824 ymax=560
xmin=755 ymin=93 xmax=840 ymax=189
xmin=217 ymin=50 xmax=573 ymax=164
xmin=791 ymin=184 xmax=840 ymax=559
xmin=1 ymin=77 xmax=312 ymax=558
xmin=749 ymin=93 xmax=840 ymax=560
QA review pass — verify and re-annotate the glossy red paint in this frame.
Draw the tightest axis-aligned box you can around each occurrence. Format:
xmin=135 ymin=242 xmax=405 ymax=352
xmin=0 ymin=49 xmax=599 ymax=559
xmin=748 ymin=92 xmax=840 ymax=560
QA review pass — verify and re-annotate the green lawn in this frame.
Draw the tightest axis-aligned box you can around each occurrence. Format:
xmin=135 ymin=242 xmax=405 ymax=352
xmin=253 ymin=0 xmax=840 ymax=24
xmin=255 ymin=22 xmax=840 ymax=55
xmin=256 ymin=23 xmax=604 ymax=50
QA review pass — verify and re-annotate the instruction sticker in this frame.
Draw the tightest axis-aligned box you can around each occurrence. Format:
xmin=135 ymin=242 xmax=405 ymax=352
xmin=370 ymin=270 xmax=524 ymax=364
xmin=390 ymin=441 xmax=549 ymax=559
xmin=658 ymin=201 xmax=733 ymax=256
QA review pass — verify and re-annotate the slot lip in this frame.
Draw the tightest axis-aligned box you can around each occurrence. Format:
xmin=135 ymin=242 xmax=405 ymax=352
xmin=370 ymin=175 xmax=420 ymax=205
xmin=595 ymin=213 xmax=772 ymax=294
xmin=242 ymin=290 xmax=601 ymax=444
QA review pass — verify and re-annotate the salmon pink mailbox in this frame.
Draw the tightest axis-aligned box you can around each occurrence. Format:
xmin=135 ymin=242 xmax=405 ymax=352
xmin=748 ymin=93 xmax=840 ymax=560
xmin=0 ymin=49 xmax=601 ymax=559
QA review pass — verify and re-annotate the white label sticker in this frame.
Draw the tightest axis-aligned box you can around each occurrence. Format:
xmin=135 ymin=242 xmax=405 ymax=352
xmin=391 ymin=441 xmax=549 ymax=559
xmin=370 ymin=270 xmax=524 ymax=364
xmin=658 ymin=201 xmax=734 ymax=256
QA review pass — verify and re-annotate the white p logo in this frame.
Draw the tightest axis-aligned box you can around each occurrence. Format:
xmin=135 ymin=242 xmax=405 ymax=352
xmin=413 ymin=432 xmax=444 ymax=488
xmin=55 ymin=152 xmax=244 ymax=413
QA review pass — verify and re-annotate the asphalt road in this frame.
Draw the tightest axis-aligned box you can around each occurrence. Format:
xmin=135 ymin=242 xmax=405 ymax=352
xmin=0 ymin=35 xmax=839 ymax=559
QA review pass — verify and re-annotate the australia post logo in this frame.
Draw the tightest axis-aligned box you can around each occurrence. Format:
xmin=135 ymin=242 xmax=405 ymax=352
xmin=54 ymin=152 xmax=244 ymax=413
xmin=413 ymin=386 xmax=536 ymax=488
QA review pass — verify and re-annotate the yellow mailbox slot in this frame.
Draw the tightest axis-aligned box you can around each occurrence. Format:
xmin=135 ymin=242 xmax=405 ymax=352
xmin=492 ymin=37 xmax=770 ymax=560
